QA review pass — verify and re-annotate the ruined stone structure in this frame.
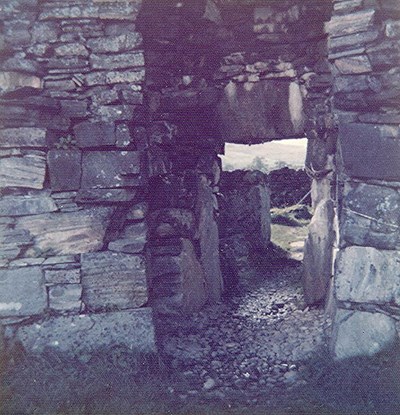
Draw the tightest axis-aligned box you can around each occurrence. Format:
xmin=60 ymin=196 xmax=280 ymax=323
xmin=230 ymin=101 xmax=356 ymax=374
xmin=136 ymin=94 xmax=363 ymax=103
xmin=0 ymin=0 xmax=399 ymax=362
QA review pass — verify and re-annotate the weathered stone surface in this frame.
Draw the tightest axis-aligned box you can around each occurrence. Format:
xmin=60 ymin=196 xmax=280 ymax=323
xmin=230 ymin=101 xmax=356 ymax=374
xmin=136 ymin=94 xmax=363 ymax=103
xmin=90 ymin=51 xmax=144 ymax=70
xmin=76 ymin=188 xmax=137 ymax=203
xmin=325 ymin=9 xmax=375 ymax=37
xmin=48 ymin=284 xmax=82 ymax=312
xmin=386 ymin=20 xmax=400 ymax=38
xmin=12 ymin=308 xmax=157 ymax=357
xmin=92 ymin=104 xmax=136 ymax=122
xmin=73 ymin=121 xmax=115 ymax=148
xmin=196 ymin=176 xmax=223 ymax=303
xmin=332 ymin=309 xmax=397 ymax=360
xmin=0 ymin=220 xmax=32 ymax=262
xmin=335 ymin=246 xmax=400 ymax=304
xmin=45 ymin=269 xmax=80 ymax=285
xmin=367 ymin=41 xmax=400 ymax=70
xmin=47 ymin=150 xmax=82 ymax=191
xmin=216 ymin=80 xmax=304 ymax=143
xmin=339 ymin=123 xmax=400 ymax=181
xmin=16 ymin=207 xmax=114 ymax=256
xmin=0 ymin=128 xmax=46 ymax=148
xmin=115 ymin=123 xmax=132 ymax=147
xmin=60 ymin=100 xmax=88 ymax=118
xmin=341 ymin=183 xmax=400 ymax=249
xmin=87 ymin=32 xmax=143 ymax=53
xmin=81 ymin=252 xmax=147 ymax=311
xmin=39 ymin=1 xmax=142 ymax=21
xmin=150 ymin=208 xmax=195 ymax=239
xmin=0 ymin=195 xmax=57 ymax=217
xmin=108 ymin=237 xmax=146 ymax=254
xmin=121 ymin=221 xmax=147 ymax=239
xmin=55 ymin=43 xmax=89 ymax=57
xmin=0 ymin=154 xmax=46 ymax=189
xmin=0 ymin=267 xmax=46 ymax=317
xmin=303 ymin=199 xmax=335 ymax=305
xmin=148 ymin=239 xmax=207 ymax=315
xmin=0 ymin=71 xmax=42 ymax=93
xmin=334 ymin=55 xmax=372 ymax=74
xmin=85 ymin=69 xmax=145 ymax=86
xmin=81 ymin=151 xmax=141 ymax=189
xmin=127 ymin=202 xmax=148 ymax=220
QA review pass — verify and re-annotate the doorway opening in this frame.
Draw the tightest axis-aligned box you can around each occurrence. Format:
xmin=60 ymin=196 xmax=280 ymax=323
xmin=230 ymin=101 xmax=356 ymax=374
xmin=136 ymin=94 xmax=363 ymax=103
xmin=218 ymin=138 xmax=312 ymax=293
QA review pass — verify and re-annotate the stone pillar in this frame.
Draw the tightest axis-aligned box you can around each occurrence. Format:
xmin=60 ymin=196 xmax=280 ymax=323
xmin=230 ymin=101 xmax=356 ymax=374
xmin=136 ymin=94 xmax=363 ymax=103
xmin=326 ymin=0 xmax=400 ymax=359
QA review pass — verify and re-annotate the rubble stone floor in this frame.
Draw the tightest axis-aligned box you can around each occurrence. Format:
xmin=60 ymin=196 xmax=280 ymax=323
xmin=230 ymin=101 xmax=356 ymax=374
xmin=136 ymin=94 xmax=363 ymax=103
xmin=2 ymin=261 xmax=400 ymax=415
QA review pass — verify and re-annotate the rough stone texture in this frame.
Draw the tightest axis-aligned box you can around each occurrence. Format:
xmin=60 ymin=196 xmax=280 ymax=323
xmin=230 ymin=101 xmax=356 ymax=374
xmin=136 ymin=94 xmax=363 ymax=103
xmin=0 ymin=128 xmax=47 ymax=148
xmin=0 ymin=267 xmax=47 ymax=317
xmin=16 ymin=208 xmax=114 ymax=257
xmin=335 ymin=246 xmax=400 ymax=305
xmin=48 ymin=284 xmax=82 ymax=312
xmin=12 ymin=308 xmax=157 ymax=357
xmin=81 ymin=151 xmax=141 ymax=189
xmin=76 ymin=188 xmax=137 ymax=203
xmin=148 ymin=238 xmax=207 ymax=315
xmin=303 ymin=199 xmax=335 ymax=305
xmin=0 ymin=154 xmax=46 ymax=189
xmin=81 ymin=252 xmax=147 ymax=311
xmin=0 ymin=71 xmax=42 ymax=93
xmin=108 ymin=237 xmax=146 ymax=254
xmin=325 ymin=9 xmax=375 ymax=37
xmin=196 ymin=176 xmax=223 ymax=303
xmin=73 ymin=121 xmax=115 ymax=148
xmin=47 ymin=150 xmax=82 ymax=191
xmin=0 ymin=195 xmax=57 ymax=217
xmin=45 ymin=269 xmax=81 ymax=285
xmin=341 ymin=182 xmax=400 ymax=249
xmin=339 ymin=123 xmax=400 ymax=181
xmin=332 ymin=309 xmax=398 ymax=360
xmin=216 ymin=80 xmax=305 ymax=143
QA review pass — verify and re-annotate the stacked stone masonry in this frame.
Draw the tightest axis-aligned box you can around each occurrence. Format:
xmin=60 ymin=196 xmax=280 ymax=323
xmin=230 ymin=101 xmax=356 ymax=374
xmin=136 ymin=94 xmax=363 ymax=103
xmin=326 ymin=0 xmax=400 ymax=360
xmin=0 ymin=0 xmax=399 ymax=362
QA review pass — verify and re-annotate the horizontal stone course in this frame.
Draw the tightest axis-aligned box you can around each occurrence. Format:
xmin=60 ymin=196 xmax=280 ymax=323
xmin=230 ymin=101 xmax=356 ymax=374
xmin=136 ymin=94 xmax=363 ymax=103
xmin=48 ymin=284 xmax=82 ymax=312
xmin=0 ymin=128 xmax=47 ymax=148
xmin=0 ymin=195 xmax=57 ymax=217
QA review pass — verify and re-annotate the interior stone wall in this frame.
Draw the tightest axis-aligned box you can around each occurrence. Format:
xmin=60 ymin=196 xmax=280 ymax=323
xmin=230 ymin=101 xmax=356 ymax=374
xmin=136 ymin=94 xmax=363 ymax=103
xmin=326 ymin=0 xmax=400 ymax=360
xmin=2 ymin=0 xmax=397 ymax=362
xmin=0 ymin=0 xmax=156 ymax=358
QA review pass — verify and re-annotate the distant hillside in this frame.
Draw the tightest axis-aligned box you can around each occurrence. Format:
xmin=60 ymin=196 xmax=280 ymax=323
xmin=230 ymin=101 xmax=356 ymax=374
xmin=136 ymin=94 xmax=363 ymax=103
xmin=221 ymin=138 xmax=307 ymax=172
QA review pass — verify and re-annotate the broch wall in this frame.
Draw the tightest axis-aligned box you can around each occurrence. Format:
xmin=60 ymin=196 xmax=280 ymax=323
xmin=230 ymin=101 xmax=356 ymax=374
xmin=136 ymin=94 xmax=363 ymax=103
xmin=0 ymin=0 xmax=399 ymax=362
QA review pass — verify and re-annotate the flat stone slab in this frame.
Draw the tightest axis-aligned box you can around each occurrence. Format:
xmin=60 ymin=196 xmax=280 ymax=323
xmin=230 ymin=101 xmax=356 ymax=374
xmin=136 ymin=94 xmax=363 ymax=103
xmin=81 ymin=251 xmax=148 ymax=311
xmin=16 ymin=207 xmax=114 ymax=257
xmin=0 ymin=195 xmax=57 ymax=217
xmin=335 ymin=246 xmax=400 ymax=305
xmin=0 ymin=267 xmax=47 ymax=317
xmin=339 ymin=123 xmax=400 ymax=181
xmin=0 ymin=154 xmax=46 ymax=189
xmin=332 ymin=309 xmax=397 ymax=360
xmin=47 ymin=150 xmax=82 ymax=191
xmin=0 ymin=128 xmax=46 ymax=148
xmin=11 ymin=308 xmax=157 ymax=358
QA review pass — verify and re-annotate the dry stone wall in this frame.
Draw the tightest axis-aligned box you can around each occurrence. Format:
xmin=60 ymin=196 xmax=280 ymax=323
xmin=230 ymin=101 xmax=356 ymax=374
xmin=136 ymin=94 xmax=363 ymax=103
xmin=0 ymin=0 xmax=156 ymax=358
xmin=327 ymin=0 xmax=400 ymax=360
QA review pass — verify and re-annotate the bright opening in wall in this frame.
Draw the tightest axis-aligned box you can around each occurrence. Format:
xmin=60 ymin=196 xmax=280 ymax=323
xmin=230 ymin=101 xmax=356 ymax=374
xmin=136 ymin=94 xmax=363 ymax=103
xmin=219 ymin=138 xmax=311 ymax=268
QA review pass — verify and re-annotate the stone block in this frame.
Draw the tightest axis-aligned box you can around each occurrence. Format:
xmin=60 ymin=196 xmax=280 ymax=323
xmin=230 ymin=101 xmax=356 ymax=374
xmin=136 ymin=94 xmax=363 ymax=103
xmin=332 ymin=309 xmax=397 ymax=360
xmin=0 ymin=71 xmax=42 ymax=93
xmin=73 ymin=121 xmax=115 ymax=148
xmin=48 ymin=284 xmax=82 ymax=312
xmin=90 ymin=51 xmax=144 ymax=70
xmin=325 ymin=9 xmax=375 ymax=37
xmin=335 ymin=246 xmax=400 ymax=304
xmin=47 ymin=150 xmax=82 ymax=191
xmin=87 ymin=32 xmax=143 ymax=53
xmin=45 ymin=269 xmax=80 ymax=285
xmin=149 ymin=209 xmax=195 ymax=239
xmin=0 ymin=128 xmax=46 ymax=148
xmin=60 ymin=100 xmax=88 ymax=118
xmin=127 ymin=202 xmax=148 ymax=220
xmin=115 ymin=123 xmax=132 ymax=147
xmin=31 ymin=21 xmax=59 ymax=43
xmin=148 ymin=239 xmax=207 ymax=315
xmin=108 ymin=237 xmax=146 ymax=254
xmin=386 ymin=20 xmax=400 ymax=38
xmin=81 ymin=252 xmax=147 ymax=311
xmin=339 ymin=123 xmax=400 ymax=181
xmin=0 ymin=221 xmax=32 ymax=261
xmin=216 ymin=80 xmax=304 ymax=143
xmin=0 ymin=154 xmax=46 ymax=189
xmin=367 ymin=41 xmax=400 ymax=70
xmin=0 ymin=195 xmax=57 ymax=217
xmin=0 ymin=267 xmax=47 ymax=317
xmin=81 ymin=151 xmax=141 ymax=189
xmin=16 ymin=207 xmax=114 ymax=257
xmin=76 ymin=188 xmax=137 ymax=203
xmin=54 ymin=42 xmax=89 ymax=57
xmin=122 ymin=221 xmax=147 ymax=239
xmin=303 ymin=199 xmax=335 ymax=305
xmin=334 ymin=55 xmax=372 ymax=74
xmin=341 ymin=183 xmax=400 ymax=249
xmin=12 ymin=308 xmax=157 ymax=357
xmin=92 ymin=105 xmax=136 ymax=122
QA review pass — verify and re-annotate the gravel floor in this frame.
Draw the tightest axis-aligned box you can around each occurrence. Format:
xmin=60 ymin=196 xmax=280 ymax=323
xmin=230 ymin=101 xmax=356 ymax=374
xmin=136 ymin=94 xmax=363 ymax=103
xmin=2 ymin=260 xmax=400 ymax=415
